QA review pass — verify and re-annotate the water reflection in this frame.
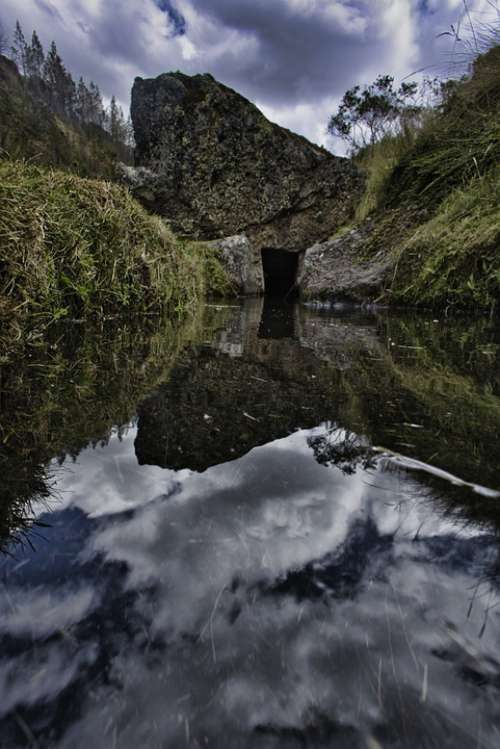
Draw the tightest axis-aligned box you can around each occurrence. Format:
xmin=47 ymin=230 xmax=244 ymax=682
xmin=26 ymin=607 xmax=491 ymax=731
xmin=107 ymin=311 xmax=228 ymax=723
xmin=1 ymin=301 xmax=500 ymax=748
xmin=135 ymin=299 xmax=500 ymax=491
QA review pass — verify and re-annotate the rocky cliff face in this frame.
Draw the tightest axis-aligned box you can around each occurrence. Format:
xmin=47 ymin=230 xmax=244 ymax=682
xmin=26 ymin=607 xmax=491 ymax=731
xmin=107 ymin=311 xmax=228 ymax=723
xmin=130 ymin=72 xmax=363 ymax=253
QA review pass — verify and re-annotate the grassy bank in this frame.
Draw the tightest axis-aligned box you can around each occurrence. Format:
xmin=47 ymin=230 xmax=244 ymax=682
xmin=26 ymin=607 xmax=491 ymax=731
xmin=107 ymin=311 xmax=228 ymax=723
xmin=349 ymin=44 xmax=500 ymax=312
xmin=0 ymin=160 xmax=231 ymax=359
xmin=390 ymin=170 xmax=500 ymax=311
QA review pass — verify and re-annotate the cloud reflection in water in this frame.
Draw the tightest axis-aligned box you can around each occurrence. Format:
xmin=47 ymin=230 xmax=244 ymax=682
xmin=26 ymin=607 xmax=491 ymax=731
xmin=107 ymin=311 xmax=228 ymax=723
xmin=1 ymin=424 xmax=500 ymax=748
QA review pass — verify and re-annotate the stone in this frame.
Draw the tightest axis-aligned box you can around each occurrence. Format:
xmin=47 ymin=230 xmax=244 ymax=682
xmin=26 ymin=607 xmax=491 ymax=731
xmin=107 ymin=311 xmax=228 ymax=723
xmin=129 ymin=71 xmax=363 ymax=253
xmin=299 ymin=221 xmax=394 ymax=304
xmin=207 ymin=234 xmax=262 ymax=295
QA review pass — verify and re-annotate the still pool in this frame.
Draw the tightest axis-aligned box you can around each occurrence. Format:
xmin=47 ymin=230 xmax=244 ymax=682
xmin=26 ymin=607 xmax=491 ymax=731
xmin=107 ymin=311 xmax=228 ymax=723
xmin=1 ymin=300 xmax=500 ymax=748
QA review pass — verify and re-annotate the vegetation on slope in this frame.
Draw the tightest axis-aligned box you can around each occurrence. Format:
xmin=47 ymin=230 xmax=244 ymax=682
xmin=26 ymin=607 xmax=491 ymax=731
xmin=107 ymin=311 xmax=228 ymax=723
xmin=353 ymin=130 xmax=418 ymax=221
xmin=0 ymin=160 xmax=231 ymax=359
xmin=391 ymin=170 xmax=500 ymax=311
xmin=0 ymin=18 xmax=132 ymax=176
xmin=0 ymin=54 xmax=129 ymax=178
xmin=385 ymin=45 xmax=500 ymax=210
xmin=332 ymin=43 xmax=500 ymax=312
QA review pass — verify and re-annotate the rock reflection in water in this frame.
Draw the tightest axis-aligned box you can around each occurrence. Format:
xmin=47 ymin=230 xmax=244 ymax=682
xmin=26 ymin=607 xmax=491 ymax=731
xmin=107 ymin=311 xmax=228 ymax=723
xmin=0 ymin=301 xmax=500 ymax=748
xmin=135 ymin=299 xmax=500 ymax=492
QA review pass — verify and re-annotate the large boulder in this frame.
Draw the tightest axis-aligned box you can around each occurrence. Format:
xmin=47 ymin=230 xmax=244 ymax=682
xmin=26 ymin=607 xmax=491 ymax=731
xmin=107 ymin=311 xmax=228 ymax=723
xmin=207 ymin=234 xmax=263 ymax=295
xmin=130 ymin=72 xmax=363 ymax=252
xmin=299 ymin=222 xmax=394 ymax=304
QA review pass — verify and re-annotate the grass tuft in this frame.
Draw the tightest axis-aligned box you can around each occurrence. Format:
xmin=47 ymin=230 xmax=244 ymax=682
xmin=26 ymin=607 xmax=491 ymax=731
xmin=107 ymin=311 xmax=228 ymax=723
xmin=354 ymin=128 xmax=419 ymax=220
xmin=390 ymin=170 xmax=500 ymax=311
xmin=0 ymin=160 xmax=231 ymax=357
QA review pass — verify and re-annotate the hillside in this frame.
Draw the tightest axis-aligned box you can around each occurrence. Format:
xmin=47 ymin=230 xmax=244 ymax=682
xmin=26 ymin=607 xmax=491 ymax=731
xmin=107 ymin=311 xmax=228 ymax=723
xmin=0 ymin=54 xmax=130 ymax=178
xmin=302 ymin=44 xmax=500 ymax=313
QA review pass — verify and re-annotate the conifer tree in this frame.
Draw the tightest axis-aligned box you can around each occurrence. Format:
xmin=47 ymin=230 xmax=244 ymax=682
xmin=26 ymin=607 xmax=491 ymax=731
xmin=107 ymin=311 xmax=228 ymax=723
xmin=76 ymin=76 xmax=91 ymax=122
xmin=108 ymin=96 xmax=122 ymax=141
xmin=88 ymin=81 xmax=105 ymax=126
xmin=0 ymin=18 xmax=8 ymax=56
xmin=11 ymin=20 xmax=28 ymax=76
xmin=107 ymin=96 xmax=130 ymax=145
xmin=43 ymin=41 xmax=75 ymax=117
xmin=26 ymin=30 xmax=45 ymax=78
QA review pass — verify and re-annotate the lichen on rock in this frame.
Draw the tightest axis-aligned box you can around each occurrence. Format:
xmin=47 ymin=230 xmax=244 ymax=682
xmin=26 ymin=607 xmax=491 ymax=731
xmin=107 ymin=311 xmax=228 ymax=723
xmin=129 ymin=71 xmax=363 ymax=254
xmin=299 ymin=221 xmax=394 ymax=304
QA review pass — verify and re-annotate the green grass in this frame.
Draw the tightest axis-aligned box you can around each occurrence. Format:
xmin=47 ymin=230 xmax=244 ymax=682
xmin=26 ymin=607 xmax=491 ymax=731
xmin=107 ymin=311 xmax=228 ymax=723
xmin=339 ymin=44 xmax=500 ymax=312
xmin=0 ymin=160 xmax=231 ymax=358
xmin=354 ymin=128 xmax=419 ymax=220
xmin=390 ymin=169 xmax=500 ymax=311
xmin=385 ymin=46 xmax=500 ymax=210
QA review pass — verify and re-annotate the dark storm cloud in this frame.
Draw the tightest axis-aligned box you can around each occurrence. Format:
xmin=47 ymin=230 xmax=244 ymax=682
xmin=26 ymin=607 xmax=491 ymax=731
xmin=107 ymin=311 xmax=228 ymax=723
xmin=155 ymin=0 xmax=187 ymax=34
xmin=184 ymin=0 xmax=491 ymax=104
xmin=185 ymin=0 xmax=370 ymax=103
xmin=0 ymin=1 xmax=494 ymax=145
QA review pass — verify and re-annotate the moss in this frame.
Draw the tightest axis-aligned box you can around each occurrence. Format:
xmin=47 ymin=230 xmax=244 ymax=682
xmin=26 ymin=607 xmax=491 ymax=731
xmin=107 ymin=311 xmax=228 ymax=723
xmin=193 ymin=241 xmax=237 ymax=298
xmin=0 ymin=160 xmax=232 ymax=359
xmin=328 ymin=223 xmax=355 ymax=241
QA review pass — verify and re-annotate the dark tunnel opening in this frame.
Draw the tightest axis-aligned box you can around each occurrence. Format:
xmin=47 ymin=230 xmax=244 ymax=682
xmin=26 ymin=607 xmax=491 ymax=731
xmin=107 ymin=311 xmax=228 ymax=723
xmin=261 ymin=248 xmax=299 ymax=297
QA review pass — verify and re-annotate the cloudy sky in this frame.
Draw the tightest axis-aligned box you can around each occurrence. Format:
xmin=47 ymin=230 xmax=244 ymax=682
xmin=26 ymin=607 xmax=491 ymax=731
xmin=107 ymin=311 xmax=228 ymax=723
xmin=1 ymin=1 xmax=498 ymax=150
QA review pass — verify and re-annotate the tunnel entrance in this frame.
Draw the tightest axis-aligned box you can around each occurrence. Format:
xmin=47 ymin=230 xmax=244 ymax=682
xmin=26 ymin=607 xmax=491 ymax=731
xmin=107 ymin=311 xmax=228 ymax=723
xmin=261 ymin=248 xmax=299 ymax=297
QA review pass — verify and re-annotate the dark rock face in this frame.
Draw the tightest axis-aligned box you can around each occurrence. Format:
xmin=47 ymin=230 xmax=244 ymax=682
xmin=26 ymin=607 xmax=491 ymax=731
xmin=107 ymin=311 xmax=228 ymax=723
xmin=130 ymin=72 xmax=363 ymax=251
xmin=133 ymin=300 xmax=380 ymax=472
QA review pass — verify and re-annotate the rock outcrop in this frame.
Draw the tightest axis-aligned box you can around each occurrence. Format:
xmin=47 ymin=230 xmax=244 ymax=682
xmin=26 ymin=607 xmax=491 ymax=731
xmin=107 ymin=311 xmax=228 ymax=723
xmin=206 ymin=234 xmax=263 ymax=295
xmin=299 ymin=222 xmax=394 ymax=304
xmin=130 ymin=72 xmax=363 ymax=253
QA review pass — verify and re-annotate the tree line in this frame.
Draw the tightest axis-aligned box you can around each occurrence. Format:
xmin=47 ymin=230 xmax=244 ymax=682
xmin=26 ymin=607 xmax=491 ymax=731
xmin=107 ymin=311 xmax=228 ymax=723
xmin=1 ymin=19 xmax=132 ymax=147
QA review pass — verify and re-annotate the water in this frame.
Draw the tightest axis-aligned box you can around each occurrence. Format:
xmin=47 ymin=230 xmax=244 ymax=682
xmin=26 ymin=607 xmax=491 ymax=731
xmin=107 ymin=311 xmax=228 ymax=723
xmin=1 ymin=299 xmax=500 ymax=748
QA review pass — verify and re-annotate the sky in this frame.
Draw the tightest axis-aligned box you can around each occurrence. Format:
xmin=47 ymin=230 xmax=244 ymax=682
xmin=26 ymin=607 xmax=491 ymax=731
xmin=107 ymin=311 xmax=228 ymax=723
xmin=1 ymin=0 xmax=499 ymax=151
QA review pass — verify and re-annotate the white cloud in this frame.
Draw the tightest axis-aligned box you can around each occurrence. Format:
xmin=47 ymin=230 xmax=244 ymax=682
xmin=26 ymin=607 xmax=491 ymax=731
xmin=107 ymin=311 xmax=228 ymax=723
xmin=0 ymin=0 xmax=494 ymax=146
